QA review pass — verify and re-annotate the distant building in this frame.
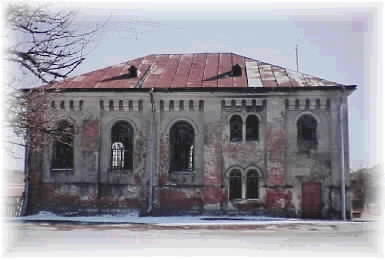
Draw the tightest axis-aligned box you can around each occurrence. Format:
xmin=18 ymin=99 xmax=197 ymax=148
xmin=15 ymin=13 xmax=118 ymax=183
xmin=25 ymin=53 xmax=356 ymax=218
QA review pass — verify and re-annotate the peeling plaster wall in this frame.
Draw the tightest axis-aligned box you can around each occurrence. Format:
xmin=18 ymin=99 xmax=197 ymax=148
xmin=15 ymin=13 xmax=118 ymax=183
xmin=27 ymin=90 xmax=351 ymax=219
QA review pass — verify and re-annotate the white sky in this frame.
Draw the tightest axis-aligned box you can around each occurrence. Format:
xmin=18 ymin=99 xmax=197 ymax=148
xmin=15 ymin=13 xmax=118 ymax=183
xmin=1 ymin=0 xmax=384 ymax=171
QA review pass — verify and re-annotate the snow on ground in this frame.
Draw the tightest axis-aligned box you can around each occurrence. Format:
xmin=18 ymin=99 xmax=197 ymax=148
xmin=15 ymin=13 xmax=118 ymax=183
xmin=12 ymin=211 xmax=361 ymax=226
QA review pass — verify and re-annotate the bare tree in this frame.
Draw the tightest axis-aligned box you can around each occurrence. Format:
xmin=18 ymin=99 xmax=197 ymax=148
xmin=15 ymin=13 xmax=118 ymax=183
xmin=7 ymin=87 xmax=75 ymax=150
xmin=5 ymin=3 xmax=99 ymax=150
xmin=3 ymin=3 xmax=103 ymax=216
xmin=6 ymin=4 xmax=97 ymax=83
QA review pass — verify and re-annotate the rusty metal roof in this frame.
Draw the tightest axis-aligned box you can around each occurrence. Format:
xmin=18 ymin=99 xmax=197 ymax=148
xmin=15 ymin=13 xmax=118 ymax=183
xmin=47 ymin=53 xmax=345 ymax=89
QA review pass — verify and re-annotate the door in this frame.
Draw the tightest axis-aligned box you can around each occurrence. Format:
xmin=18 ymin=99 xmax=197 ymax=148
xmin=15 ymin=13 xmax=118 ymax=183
xmin=302 ymin=182 xmax=321 ymax=219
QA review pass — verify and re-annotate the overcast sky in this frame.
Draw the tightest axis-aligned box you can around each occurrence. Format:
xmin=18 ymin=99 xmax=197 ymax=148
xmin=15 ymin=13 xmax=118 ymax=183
xmin=3 ymin=0 xmax=383 ymax=171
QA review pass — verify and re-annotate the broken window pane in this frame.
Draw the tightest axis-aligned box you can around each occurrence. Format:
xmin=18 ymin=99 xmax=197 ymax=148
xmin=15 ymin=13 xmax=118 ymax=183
xmin=111 ymin=121 xmax=133 ymax=170
xmin=230 ymin=115 xmax=243 ymax=142
xmin=52 ymin=120 xmax=74 ymax=169
xmin=297 ymin=114 xmax=318 ymax=152
xmin=246 ymin=170 xmax=259 ymax=199
xmin=170 ymin=121 xmax=194 ymax=172
xmin=229 ymin=170 xmax=242 ymax=199
xmin=246 ymin=115 xmax=259 ymax=141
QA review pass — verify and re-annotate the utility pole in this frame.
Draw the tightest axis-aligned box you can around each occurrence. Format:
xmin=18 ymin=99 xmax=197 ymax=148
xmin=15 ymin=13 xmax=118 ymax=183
xmin=296 ymin=44 xmax=299 ymax=72
xmin=340 ymin=96 xmax=347 ymax=221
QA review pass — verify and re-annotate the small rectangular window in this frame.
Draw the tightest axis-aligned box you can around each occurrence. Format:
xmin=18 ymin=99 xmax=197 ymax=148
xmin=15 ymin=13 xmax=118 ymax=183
xmin=246 ymin=171 xmax=259 ymax=199
xmin=52 ymin=121 xmax=74 ymax=169
xmin=229 ymin=171 xmax=242 ymax=200
xmin=230 ymin=115 xmax=243 ymax=142
xmin=199 ymin=100 xmax=204 ymax=112
xmin=189 ymin=100 xmax=194 ymax=111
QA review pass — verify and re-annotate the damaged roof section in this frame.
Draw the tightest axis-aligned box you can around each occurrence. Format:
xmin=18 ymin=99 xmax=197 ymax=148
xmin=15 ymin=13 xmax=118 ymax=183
xmin=46 ymin=53 xmax=345 ymax=90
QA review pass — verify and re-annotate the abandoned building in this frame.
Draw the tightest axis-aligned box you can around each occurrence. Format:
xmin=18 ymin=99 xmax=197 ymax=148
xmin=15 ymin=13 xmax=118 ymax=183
xmin=26 ymin=53 xmax=356 ymax=219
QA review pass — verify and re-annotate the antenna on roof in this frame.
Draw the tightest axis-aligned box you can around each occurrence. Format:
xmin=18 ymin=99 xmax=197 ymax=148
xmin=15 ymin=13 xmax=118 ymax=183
xmin=296 ymin=44 xmax=299 ymax=72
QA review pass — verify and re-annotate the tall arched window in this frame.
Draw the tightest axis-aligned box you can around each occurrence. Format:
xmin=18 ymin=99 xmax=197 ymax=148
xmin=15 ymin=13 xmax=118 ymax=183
xmin=52 ymin=120 xmax=74 ymax=169
xmin=230 ymin=115 xmax=243 ymax=142
xmin=246 ymin=115 xmax=259 ymax=141
xmin=111 ymin=121 xmax=133 ymax=170
xmin=297 ymin=114 xmax=318 ymax=152
xmin=229 ymin=170 xmax=242 ymax=200
xmin=246 ymin=170 xmax=259 ymax=199
xmin=170 ymin=121 xmax=194 ymax=172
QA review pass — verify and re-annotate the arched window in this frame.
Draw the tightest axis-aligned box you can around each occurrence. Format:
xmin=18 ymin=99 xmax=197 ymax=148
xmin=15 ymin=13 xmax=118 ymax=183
xmin=111 ymin=121 xmax=133 ymax=170
xmin=246 ymin=115 xmax=259 ymax=141
xmin=246 ymin=170 xmax=259 ymax=199
xmin=229 ymin=170 xmax=242 ymax=200
xmin=170 ymin=121 xmax=194 ymax=172
xmin=230 ymin=115 xmax=243 ymax=142
xmin=52 ymin=120 xmax=74 ymax=169
xmin=297 ymin=114 xmax=318 ymax=152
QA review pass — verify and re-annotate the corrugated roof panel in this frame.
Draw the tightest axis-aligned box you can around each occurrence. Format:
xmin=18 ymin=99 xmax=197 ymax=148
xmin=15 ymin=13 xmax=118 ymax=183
xmin=142 ymin=54 xmax=156 ymax=64
xmin=302 ymin=74 xmax=319 ymax=87
xmin=171 ymin=54 xmax=193 ymax=88
xmin=232 ymin=54 xmax=247 ymax=87
xmin=259 ymin=64 xmax=278 ymax=87
xmin=140 ymin=55 xmax=158 ymax=88
xmin=156 ymin=55 xmax=180 ymax=88
xmin=111 ymin=58 xmax=144 ymax=88
xmin=186 ymin=53 xmax=206 ymax=87
xmin=88 ymin=66 xmax=120 ymax=88
xmin=202 ymin=54 xmax=219 ymax=87
xmin=131 ymin=63 xmax=151 ymax=88
xmin=144 ymin=56 xmax=169 ymax=88
xmin=286 ymin=70 xmax=307 ymax=87
xmin=67 ymin=70 xmax=94 ymax=88
xmin=245 ymin=61 xmax=263 ymax=87
xmin=321 ymin=79 xmax=339 ymax=86
xmin=143 ymin=55 xmax=167 ymax=88
xmin=218 ymin=53 xmax=233 ymax=87
xmin=272 ymin=66 xmax=292 ymax=87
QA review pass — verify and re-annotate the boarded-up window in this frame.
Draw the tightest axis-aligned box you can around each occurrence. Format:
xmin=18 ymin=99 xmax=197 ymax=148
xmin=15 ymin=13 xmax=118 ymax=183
xmin=297 ymin=114 xmax=318 ymax=152
xmin=111 ymin=121 xmax=133 ymax=170
xmin=170 ymin=121 xmax=194 ymax=172
xmin=246 ymin=115 xmax=259 ymax=141
xmin=52 ymin=120 xmax=74 ymax=169
xmin=246 ymin=170 xmax=259 ymax=199
xmin=229 ymin=170 xmax=242 ymax=199
xmin=230 ymin=115 xmax=243 ymax=142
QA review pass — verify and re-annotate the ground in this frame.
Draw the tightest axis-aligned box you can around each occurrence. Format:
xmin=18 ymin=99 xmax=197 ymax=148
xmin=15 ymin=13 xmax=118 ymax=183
xmin=4 ymin=217 xmax=382 ymax=258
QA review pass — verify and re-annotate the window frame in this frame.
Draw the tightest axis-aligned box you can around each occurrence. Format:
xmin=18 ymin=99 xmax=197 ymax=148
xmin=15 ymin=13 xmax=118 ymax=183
xmin=229 ymin=113 xmax=261 ymax=143
xmin=296 ymin=113 xmax=318 ymax=153
xmin=229 ymin=115 xmax=243 ymax=142
xmin=245 ymin=114 xmax=259 ymax=141
xmin=110 ymin=120 xmax=134 ymax=171
xmin=229 ymin=169 xmax=242 ymax=200
xmin=169 ymin=121 xmax=195 ymax=173
xmin=246 ymin=169 xmax=259 ymax=199
xmin=227 ymin=167 xmax=262 ymax=201
xmin=51 ymin=120 xmax=75 ymax=170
